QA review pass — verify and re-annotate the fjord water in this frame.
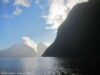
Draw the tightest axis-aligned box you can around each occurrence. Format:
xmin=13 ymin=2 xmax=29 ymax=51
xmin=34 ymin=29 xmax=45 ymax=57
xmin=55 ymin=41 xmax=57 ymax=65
xmin=0 ymin=57 xmax=94 ymax=75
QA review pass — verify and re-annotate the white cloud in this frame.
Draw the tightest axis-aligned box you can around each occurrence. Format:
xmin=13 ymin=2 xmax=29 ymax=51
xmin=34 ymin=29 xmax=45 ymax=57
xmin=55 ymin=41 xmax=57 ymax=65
xmin=44 ymin=42 xmax=51 ymax=47
xmin=13 ymin=7 xmax=23 ymax=15
xmin=35 ymin=0 xmax=40 ymax=4
xmin=13 ymin=0 xmax=32 ymax=15
xmin=22 ymin=37 xmax=37 ymax=52
xmin=22 ymin=37 xmax=51 ymax=53
xmin=12 ymin=0 xmax=32 ymax=16
xmin=13 ymin=0 xmax=32 ymax=7
xmin=1 ymin=0 xmax=10 ymax=4
xmin=3 ymin=14 xmax=13 ymax=18
xmin=67 ymin=0 xmax=88 ymax=8
xmin=42 ymin=0 xmax=88 ymax=30
xmin=35 ymin=0 xmax=45 ymax=10
xmin=3 ymin=0 xmax=32 ymax=18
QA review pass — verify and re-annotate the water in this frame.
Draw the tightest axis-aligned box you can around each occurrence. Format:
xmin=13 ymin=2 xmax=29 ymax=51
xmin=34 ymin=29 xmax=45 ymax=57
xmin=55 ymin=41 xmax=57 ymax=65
xmin=0 ymin=57 xmax=94 ymax=75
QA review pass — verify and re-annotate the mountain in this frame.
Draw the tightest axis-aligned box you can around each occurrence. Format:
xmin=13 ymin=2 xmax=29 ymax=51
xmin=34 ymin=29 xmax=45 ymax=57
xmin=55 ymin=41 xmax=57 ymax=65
xmin=43 ymin=1 xmax=98 ymax=73
xmin=0 ymin=38 xmax=48 ymax=58
xmin=43 ymin=0 xmax=98 ymax=59
xmin=0 ymin=44 xmax=38 ymax=58
xmin=37 ymin=42 xmax=47 ymax=56
xmin=0 ymin=36 xmax=49 ymax=58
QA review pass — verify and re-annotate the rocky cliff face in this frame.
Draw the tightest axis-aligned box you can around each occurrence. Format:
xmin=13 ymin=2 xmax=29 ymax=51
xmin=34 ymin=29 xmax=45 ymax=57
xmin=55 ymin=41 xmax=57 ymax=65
xmin=43 ymin=0 xmax=99 ymax=59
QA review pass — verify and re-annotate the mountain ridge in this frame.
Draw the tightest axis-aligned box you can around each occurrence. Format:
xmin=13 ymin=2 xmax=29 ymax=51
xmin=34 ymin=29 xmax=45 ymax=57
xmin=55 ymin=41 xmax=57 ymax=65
xmin=0 ymin=42 xmax=48 ymax=58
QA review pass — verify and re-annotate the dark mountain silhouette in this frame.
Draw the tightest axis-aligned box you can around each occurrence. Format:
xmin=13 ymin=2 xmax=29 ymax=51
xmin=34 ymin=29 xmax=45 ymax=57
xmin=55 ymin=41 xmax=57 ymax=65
xmin=43 ymin=0 xmax=99 ymax=59
xmin=0 ymin=44 xmax=38 ymax=58
xmin=43 ymin=0 xmax=99 ymax=74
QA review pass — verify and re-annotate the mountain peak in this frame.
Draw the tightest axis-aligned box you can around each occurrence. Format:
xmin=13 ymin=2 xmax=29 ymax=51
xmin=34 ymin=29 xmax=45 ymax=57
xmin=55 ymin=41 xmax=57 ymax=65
xmin=0 ymin=43 xmax=38 ymax=58
xmin=0 ymin=37 xmax=50 ymax=58
xmin=22 ymin=37 xmax=37 ymax=53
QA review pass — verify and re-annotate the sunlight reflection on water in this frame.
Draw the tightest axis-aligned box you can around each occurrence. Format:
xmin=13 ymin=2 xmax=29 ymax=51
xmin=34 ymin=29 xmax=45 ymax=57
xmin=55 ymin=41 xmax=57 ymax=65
xmin=0 ymin=57 xmax=87 ymax=75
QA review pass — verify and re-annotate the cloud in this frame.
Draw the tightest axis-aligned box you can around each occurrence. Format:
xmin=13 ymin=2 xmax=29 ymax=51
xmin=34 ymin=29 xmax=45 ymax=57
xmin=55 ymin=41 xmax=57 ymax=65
xmin=35 ymin=0 xmax=40 ymax=4
xmin=35 ymin=0 xmax=45 ymax=10
xmin=42 ymin=0 xmax=88 ymax=30
xmin=1 ymin=0 xmax=10 ymax=4
xmin=44 ymin=42 xmax=51 ymax=47
xmin=22 ymin=37 xmax=37 ymax=52
xmin=13 ymin=7 xmax=23 ymax=15
xmin=3 ymin=14 xmax=13 ymax=18
xmin=22 ymin=37 xmax=51 ymax=53
xmin=13 ymin=0 xmax=32 ymax=7
xmin=3 ymin=0 xmax=32 ymax=18
xmin=13 ymin=0 xmax=32 ymax=16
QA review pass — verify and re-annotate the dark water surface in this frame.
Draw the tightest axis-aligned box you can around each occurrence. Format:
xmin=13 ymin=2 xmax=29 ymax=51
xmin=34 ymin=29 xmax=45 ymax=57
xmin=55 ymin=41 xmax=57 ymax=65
xmin=0 ymin=57 xmax=94 ymax=75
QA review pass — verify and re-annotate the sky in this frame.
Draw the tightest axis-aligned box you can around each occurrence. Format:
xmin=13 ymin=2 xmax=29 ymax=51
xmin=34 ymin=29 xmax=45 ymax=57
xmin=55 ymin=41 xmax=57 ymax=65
xmin=0 ymin=0 xmax=88 ymax=50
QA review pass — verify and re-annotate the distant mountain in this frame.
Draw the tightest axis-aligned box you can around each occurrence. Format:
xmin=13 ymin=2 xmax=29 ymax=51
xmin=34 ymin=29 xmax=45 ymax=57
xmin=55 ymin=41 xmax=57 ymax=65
xmin=0 ymin=42 xmax=48 ymax=58
xmin=37 ymin=42 xmax=47 ymax=56
xmin=0 ymin=44 xmax=38 ymax=58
